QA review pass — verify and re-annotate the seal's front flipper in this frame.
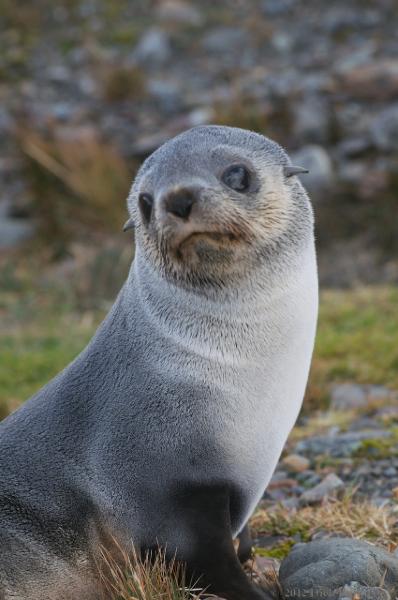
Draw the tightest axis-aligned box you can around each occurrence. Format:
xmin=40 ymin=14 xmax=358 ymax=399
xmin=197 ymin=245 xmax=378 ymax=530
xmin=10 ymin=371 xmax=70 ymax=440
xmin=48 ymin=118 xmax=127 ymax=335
xmin=237 ymin=522 xmax=254 ymax=564
xmin=172 ymin=484 xmax=273 ymax=600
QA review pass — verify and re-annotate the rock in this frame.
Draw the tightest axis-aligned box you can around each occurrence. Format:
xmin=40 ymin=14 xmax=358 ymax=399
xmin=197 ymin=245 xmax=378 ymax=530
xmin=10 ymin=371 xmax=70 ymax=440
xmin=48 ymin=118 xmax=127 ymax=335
xmin=337 ymin=137 xmax=372 ymax=158
xmin=337 ymin=59 xmax=398 ymax=101
xmin=155 ymin=1 xmax=203 ymax=26
xmin=299 ymin=473 xmax=344 ymax=505
xmin=279 ymin=538 xmax=398 ymax=599
xmin=147 ymin=79 xmax=183 ymax=114
xmin=331 ymin=383 xmax=394 ymax=410
xmin=290 ymin=145 xmax=333 ymax=197
xmin=367 ymin=385 xmax=395 ymax=402
xmin=330 ymin=383 xmax=367 ymax=410
xmin=370 ymin=104 xmax=398 ymax=152
xmin=0 ymin=107 xmax=13 ymax=134
xmin=282 ymin=454 xmax=310 ymax=473
xmin=253 ymin=555 xmax=280 ymax=574
xmin=295 ymin=430 xmax=392 ymax=458
xmin=261 ymin=0 xmax=297 ymax=16
xmin=0 ymin=217 xmax=35 ymax=250
xmin=293 ymin=95 xmax=331 ymax=144
xmin=133 ymin=28 xmax=172 ymax=67
xmin=338 ymin=583 xmax=390 ymax=599
xmin=267 ymin=478 xmax=297 ymax=490
xmin=186 ymin=107 xmax=213 ymax=127
xmin=201 ymin=27 xmax=248 ymax=55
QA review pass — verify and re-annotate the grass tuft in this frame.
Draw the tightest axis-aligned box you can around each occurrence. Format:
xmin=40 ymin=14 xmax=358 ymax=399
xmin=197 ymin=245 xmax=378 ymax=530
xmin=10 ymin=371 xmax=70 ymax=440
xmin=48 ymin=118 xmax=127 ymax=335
xmin=98 ymin=544 xmax=205 ymax=600
xmin=20 ymin=127 xmax=133 ymax=249
xmin=101 ymin=64 xmax=147 ymax=102
xmin=251 ymin=493 xmax=398 ymax=550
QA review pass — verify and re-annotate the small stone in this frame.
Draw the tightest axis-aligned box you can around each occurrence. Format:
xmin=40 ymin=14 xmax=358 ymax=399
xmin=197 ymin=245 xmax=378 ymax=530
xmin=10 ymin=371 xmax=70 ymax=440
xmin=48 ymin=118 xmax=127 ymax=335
xmin=0 ymin=217 xmax=35 ymax=249
xmin=201 ymin=27 xmax=248 ymax=55
xmin=330 ymin=383 xmax=367 ymax=410
xmin=133 ymin=28 xmax=172 ymax=67
xmin=293 ymin=95 xmax=331 ymax=144
xmin=384 ymin=467 xmax=397 ymax=478
xmin=156 ymin=1 xmax=203 ymax=26
xmin=268 ymin=478 xmax=297 ymax=490
xmin=290 ymin=145 xmax=333 ymax=197
xmin=147 ymin=79 xmax=182 ymax=114
xmin=370 ymin=103 xmax=398 ymax=152
xmin=295 ymin=430 xmax=391 ymax=458
xmin=299 ymin=473 xmax=344 ymax=505
xmin=282 ymin=454 xmax=310 ymax=473
xmin=337 ymin=59 xmax=398 ymax=101
xmin=338 ymin=584 xmax=390 ymax=599
xmin=253 ymin=555 xmax=280 ymax=574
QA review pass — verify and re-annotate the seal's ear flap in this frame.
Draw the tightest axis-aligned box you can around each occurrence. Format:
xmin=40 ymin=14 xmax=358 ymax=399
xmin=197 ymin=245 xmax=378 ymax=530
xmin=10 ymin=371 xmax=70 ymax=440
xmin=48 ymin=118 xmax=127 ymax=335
xmin=283 ymin=165 xmax=309 ymax=178
xmin=123 ymin=217 xmax=135 ymax=232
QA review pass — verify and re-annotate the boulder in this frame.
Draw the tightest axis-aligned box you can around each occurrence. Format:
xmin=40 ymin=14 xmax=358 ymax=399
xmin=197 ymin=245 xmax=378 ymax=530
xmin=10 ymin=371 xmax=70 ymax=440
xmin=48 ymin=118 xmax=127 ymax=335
xmin=279 ymin=538 xmax=398 ymax=599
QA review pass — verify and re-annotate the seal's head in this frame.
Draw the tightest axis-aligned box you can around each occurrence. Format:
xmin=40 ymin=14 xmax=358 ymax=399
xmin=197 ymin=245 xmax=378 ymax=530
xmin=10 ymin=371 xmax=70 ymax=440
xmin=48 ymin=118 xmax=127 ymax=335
xmin=127 ymin=125 xmax=312 ymax=290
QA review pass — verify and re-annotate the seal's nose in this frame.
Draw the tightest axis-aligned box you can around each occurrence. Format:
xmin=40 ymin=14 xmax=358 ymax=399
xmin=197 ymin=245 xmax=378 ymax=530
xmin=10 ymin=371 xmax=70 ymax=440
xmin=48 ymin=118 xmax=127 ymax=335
xmin=164 ymin=188 xmax=195 ymax=220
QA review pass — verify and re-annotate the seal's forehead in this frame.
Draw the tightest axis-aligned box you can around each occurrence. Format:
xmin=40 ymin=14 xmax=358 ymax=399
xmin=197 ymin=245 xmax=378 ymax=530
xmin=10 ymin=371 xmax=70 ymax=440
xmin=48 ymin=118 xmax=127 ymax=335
xmin=135 ymin=125 xmax=289 ymax=186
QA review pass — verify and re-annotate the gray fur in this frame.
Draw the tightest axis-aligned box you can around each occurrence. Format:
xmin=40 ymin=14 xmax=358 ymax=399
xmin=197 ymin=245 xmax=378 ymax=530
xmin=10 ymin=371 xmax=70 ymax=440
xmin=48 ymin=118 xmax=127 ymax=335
xmin=0 ymin=126 xmax=318 ymax=599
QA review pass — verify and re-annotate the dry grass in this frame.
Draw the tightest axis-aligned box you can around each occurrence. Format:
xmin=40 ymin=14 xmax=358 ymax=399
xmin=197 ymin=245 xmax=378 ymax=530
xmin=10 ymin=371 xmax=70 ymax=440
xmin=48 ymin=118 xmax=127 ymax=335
xmin=20 ymin=127 xmax=133 ymax=243
xmin=101 ymin=64 xmax=147 ymax=102
xmin=98 ymin=544 xmax=205 ymax=600
xmin=287 ymin=410 xmax=356 ymax=445
xmin=97 ymin=541 xmax=281 ymax=600
xmin=251 ymin=494 xmax=398 ymax=552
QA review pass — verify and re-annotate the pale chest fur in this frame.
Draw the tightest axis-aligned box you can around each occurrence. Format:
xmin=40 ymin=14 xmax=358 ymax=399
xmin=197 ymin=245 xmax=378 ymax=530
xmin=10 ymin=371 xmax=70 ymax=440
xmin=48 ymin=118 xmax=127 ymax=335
xmin=133 ymin=245 xmax=318 ymax=528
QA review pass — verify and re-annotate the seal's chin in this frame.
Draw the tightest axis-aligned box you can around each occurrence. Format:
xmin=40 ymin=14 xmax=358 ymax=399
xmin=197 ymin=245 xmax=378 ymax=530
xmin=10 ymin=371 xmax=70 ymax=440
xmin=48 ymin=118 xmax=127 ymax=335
xmin=179 ymin=231 xmax=237 ymax=248
xmin=174 ymin=231 xmax=239 ymax=261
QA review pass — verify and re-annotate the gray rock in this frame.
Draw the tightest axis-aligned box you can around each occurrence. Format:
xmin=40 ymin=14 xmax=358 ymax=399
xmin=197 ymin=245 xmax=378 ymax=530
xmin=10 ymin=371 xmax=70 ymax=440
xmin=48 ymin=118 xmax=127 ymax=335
xmin=201 ymin=27 xmax=248 ymax=55
xmin=0 ymin=217 xmax=35 ymax=249
xmin=262 ymin=0 xmax=297 ymax=16
xmin=295 ymin=430 xmax=391 ymax=458
xmin=156 ymin=1 xmax=203 ymax=26
xmin=293 ymin=95 xmax=331 ymax=144
xmin=338 ymin=583 xmax=390 ymax=599
xmin=299 ymin=473 xmax=344 ymax=506
xmin=371 ymin=104 xmax=398 ymax=152
xmin=337 ymin=137 xmax=372 ymax=158
xmin=0 ymin=108 xmax=13 ymax=134
xmin=290 ymin=145 xmax=333 ymax=197
xmin=279 ymin=538 xmax=398 ymax=599
xmin=147 ymin=79 xmax=183 ymax=114
xmin=331 ymin=383 xmax=394 ymax=410
xmin=133 ymin=28 xmax=172 ymax=67
xmin=282 ymin=454 xmax=310 ymax=473
xmin=330 ymin=383 xmax=367 ymax=410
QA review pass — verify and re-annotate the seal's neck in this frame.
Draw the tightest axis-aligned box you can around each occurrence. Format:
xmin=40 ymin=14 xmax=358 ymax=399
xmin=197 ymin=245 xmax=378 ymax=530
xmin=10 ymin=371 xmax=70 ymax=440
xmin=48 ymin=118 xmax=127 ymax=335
xmin=119 ymin=244 xmax=316 ymax=366
xmin=130 ymin=246 xmax=288 ymax=322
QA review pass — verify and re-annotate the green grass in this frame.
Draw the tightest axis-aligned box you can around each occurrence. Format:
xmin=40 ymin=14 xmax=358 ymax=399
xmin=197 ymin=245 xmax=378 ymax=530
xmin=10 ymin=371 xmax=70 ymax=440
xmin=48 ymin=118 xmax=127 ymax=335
xmin=1 ymin=279 xmax=398 ymax=419
xmin=0 ymin=316 xmax=96 ymax=417
xmin=306 ymin=286 xmax=398 ymax=409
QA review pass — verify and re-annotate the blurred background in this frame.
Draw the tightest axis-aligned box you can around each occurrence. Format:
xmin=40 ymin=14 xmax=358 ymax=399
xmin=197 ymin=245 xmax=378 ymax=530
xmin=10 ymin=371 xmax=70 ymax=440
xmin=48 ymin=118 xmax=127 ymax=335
xmin=1 ymin=0 xmax=398 ymax=417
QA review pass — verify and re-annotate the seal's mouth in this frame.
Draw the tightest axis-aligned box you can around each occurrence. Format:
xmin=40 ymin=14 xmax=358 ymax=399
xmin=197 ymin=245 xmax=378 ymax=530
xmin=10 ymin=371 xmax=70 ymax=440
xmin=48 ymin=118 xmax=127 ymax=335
xmin=179 ymin=231 xmax=239 ymax=248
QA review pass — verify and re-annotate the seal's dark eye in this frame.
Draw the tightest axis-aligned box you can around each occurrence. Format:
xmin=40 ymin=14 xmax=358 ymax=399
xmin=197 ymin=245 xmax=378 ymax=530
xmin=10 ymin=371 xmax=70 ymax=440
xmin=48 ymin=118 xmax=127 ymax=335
xmin=221 ymin=165 xmax=250 ymax=192
xmin=139 ymin=193 xmax=154 ymax=224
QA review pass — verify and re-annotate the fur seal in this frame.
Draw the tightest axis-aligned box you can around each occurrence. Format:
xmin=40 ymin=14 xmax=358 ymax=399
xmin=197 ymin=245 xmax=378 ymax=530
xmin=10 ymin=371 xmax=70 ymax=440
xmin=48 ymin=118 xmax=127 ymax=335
xmin=0 ymin=125 xmax=318 ymax=600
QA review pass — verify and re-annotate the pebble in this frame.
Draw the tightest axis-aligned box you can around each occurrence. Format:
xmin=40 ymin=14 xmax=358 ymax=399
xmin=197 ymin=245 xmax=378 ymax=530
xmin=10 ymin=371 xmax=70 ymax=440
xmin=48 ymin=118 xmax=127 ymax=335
xmin=299 ymin=473 xmax=344 ymax=505
xmin=133 ymin=28 xmax=172 ymax=67
xmin=282 ymin=454 xmax=310 ymax=473
xmin=290 ymin=145 xmax=333 ymax=197
xmin=370 ymin=104 xmax=398 ymax=152
xmin=330 ymin=383 xmax=367 ymax=410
